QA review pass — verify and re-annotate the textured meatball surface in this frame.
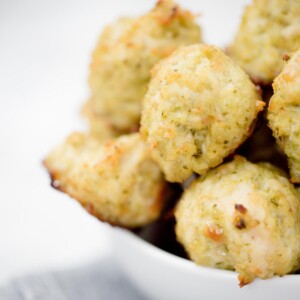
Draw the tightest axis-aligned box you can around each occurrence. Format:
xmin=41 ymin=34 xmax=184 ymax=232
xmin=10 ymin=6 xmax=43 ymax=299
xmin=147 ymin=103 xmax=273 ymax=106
xmin=268 ymin=49 xmax=300 ymax=183
xmin=175 ymin=156 xmax=300 ymax=286
xmin=44 ymin=133 xmax=167 ymax=228
xmin=82 ymin=99 xmax=121 ymax=141
xmin=86 ymin=0 xmax=202 ymax=133
xmin=141 ymin=44 xmax=264 ymax=182
xmin=228 ymin=0 xmax=300 ymax=84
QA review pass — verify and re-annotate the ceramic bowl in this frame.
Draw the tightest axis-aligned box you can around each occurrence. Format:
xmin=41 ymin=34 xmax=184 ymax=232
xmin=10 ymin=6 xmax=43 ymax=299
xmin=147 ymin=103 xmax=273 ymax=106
xmin=111 ymin=227 xmax=300 ymax=300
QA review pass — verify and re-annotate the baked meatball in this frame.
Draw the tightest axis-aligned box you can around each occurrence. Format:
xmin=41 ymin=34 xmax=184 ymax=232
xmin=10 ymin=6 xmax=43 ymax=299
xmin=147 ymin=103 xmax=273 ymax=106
xmin=44 ymin=133 xmax=167 ymax=228
xmin=175 ymin=156 xmax=300 ymax=286
xmin=86 ymin=0 xmax=202 ymax=134
xmin=141 ymin=44 xmax=264 ymax=182
xmin=268 ymin=49 xmax=300 ymax=183
xmin=228 ymin=0 xmax=300 ymax=84
xmin=82 ymin=100 xmax=121 ymax=141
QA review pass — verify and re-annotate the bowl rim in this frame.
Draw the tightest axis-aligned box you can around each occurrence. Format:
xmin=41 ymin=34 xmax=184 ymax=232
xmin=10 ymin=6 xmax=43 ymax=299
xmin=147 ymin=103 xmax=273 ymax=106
xmin=113 ymin=226 xmax=300 ymax=282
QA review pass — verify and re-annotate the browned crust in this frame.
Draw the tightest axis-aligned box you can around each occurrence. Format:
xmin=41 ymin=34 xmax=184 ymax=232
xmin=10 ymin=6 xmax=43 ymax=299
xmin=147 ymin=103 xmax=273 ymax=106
xmin=233 ymin=216 xmax=247 ymax=230
xmin=151 ymin=182 xmax=170 ymax=215
xmin=43 ymin=162 xmax=134 ymax=229
xmin=44 ymin=160 xmax=168 ymax=229
xmin=238 ymin=276 xmax=251 ymax=288
xmin=235 ymin=204 xmax=247 ymax=214
xmin=204 ymin=225 xmax=224 ymax=242
xmin=43 ymin=160 xmax=65 ymax=193
xmin=155 ymin=0 xmax=193 ymax=26
xmin=282 ymin=53 xmax=291 ymax=62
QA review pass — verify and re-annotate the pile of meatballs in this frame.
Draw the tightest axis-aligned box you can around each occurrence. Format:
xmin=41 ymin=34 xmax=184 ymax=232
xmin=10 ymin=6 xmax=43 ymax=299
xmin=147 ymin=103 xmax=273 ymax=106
xmin=45 ymin=0 xmax=300 ymax=286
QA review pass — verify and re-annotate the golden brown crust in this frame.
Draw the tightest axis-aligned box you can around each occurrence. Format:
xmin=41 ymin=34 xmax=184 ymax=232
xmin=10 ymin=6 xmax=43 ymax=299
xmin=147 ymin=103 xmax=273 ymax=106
xmin=44 ymin=132 xmax=168 ymax=228
xmin=46 ymin=168 xmax=123 ymax=228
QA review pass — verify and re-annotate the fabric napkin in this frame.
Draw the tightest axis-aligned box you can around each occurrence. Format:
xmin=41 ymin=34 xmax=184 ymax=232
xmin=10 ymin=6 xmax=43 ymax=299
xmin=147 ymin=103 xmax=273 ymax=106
xmin=0 ymin=257 xmax=148 ymax=300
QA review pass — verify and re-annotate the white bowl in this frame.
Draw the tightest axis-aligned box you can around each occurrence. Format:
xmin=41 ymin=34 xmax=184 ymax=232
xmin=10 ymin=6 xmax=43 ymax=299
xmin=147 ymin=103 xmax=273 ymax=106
xmin=111 ymin=227 xmax=300 ymax=300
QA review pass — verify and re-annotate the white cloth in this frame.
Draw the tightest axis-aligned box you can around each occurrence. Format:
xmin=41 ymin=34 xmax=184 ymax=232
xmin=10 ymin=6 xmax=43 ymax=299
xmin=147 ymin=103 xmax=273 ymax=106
xmin=0 ymin=257 xmax=147 ymax=300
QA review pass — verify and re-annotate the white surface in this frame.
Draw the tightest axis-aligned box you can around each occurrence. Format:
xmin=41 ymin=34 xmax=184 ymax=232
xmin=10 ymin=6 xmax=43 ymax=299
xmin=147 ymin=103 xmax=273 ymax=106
xmin=112 ymin=228 xmax=300 ymax=300
xmin=0 ymin=0 xmax=251 ymax=286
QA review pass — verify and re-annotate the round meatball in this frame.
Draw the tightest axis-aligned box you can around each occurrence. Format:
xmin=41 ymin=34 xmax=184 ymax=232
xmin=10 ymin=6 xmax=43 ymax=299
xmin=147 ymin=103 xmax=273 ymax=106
xmin=268 ymin=49 xmax=300 ymax=183
xmin=175 ymin=156 xmax=300 ymax=286
xmin=228 ymin=0 xmax=300 ymax=84
xmin=44 ymin=133 xmax=167 ymax=228
xmin=87 ymin=0 xmax=202 ymax=133
xmin=141 ymin=44 xmax=264 ymax=182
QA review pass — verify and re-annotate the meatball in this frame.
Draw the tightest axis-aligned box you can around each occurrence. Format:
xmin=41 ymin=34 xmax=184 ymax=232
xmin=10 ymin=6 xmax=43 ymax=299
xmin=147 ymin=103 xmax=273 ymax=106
xmin=175 ymin=156 xmax=300 ymax=286
xmin=82 ymin=99 xmax=121 ymax=141
xmin=44 ymin=133 xmax=167 ymax=228
xmin=86 ymin=0 xmax=202 ymax=134
xmin=268 ymin=49 xmax=300 ymax=183
xmin=141 ymin=44 xmax=264 ymax=182
xmin=228 ymin=0 xmax=300 ymax=84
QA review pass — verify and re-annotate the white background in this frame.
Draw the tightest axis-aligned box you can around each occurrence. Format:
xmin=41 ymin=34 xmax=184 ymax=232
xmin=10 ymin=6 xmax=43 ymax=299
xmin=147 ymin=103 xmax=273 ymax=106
xmin=0 ymin=0 xmax=250 ymax=286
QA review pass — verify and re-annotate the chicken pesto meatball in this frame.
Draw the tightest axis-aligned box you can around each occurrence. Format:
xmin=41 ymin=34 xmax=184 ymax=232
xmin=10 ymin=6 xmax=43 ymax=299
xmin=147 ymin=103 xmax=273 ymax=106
xmin=228 ymin=0 xmax=300 ymax=84
xmin=175 ymin=156 xmax=300 ymax=286
xmin=141 ymin=44 xmax=264 ymax=183
xmin=86 ymin=0 xmax=202 ymax=134
xmin=44 ymin=133 xmax=167 ymax=228
xmin=268 ymin=49 xmax=300 ymax=183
